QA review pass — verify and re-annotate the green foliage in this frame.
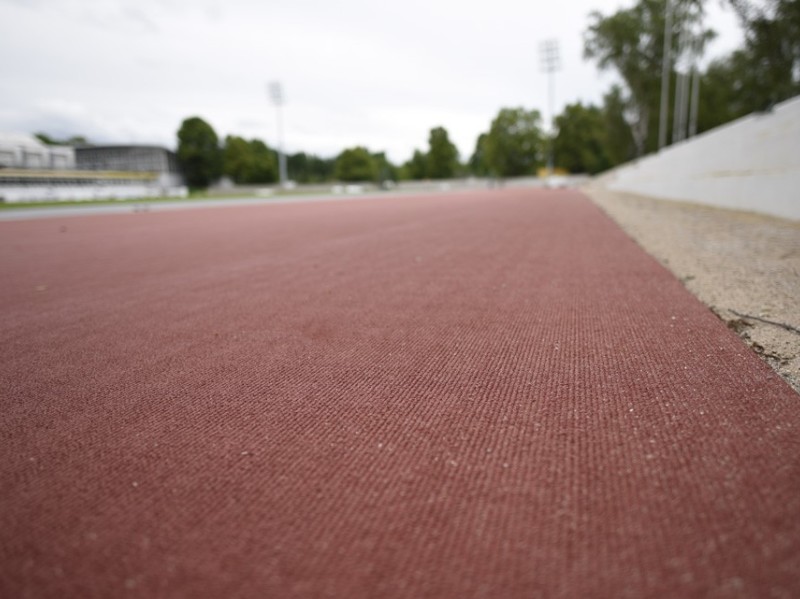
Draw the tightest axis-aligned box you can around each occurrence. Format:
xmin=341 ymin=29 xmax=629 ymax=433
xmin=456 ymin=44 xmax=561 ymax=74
xmin=553 ymin=103 xmax=612 ymax=174
xmin=372 ymin=152 xmax=399 ymax=183
xmin=584 ymin=0 xmax=712 ymax=155
xmin=426 ymin=126 xmax=459 ymax=179
xmin=715 ymin=0 xmax=800 ymax=114
xmin=34 ymin=133 xmax=90 ymax=146
xmin=402 ymin=150 xmax=428 ymax=180
xmin=34 ymin=132 xmax=58 ymax=145
xmin=222 ymin=136 xmax=250 ymax=183
xmin=580 ymin=0 xmax=800 ymax=162
xmin=248 ymin=140 xmax=279 ymax=183
xmin=693 ymin=54 xmax=750 ymax=133
xmin=468 ymin=133 xmax=490 ymax=177
xmin=483 ymin=107 xmax=543 ymax=178
xmin=690 ymin=1 xmax=800 ymax=135
xmin=601 ymin=86 xmax=636 ymax=167
xmin=288 ymin=152 xmax=335 ymax=183
xmin=334 ymin=146 xmax=377 ymax=182
xmin=222 ymin=136 xmax=278 ymax=184
xmin=177 ymin=117 xmax=222 ymax=189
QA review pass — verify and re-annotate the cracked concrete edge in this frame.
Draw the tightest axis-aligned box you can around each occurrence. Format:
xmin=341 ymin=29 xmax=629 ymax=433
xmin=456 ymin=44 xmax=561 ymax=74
xmin=582 ymin=183 xmax=800 ymax=395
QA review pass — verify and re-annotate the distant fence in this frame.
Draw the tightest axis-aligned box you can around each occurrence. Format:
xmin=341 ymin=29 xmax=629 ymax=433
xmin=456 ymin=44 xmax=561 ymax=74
xmin=207 ymin=175 xmax=591 ymax=198
xmin=599 ymin=95 xmax=800 ymax=221
xmin=0 ymin=169 xmax=187 ymax=202
xmin=0 ymin=184 xmax=188 ymax=203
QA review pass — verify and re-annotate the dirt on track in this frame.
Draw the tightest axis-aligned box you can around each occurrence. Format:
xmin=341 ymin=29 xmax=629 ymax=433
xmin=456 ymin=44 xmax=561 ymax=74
xmin=1 ymin=189 xmax=798 ymax=598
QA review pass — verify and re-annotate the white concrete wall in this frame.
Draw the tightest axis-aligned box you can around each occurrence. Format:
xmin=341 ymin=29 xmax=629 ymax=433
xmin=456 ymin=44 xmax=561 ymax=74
xmin=603 ymin=95 xmax=800 ymax=221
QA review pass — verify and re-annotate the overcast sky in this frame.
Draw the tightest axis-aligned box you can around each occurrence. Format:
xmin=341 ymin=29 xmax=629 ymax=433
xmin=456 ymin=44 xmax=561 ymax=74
xmin=0 ymin=0 xmax=743 ymax=163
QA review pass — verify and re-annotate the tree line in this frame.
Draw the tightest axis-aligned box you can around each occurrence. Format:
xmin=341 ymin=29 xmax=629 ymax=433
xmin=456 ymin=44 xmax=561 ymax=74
xmin=177 ymin=109 xmax=545 ymax=189
xmin=170 ymin=0 xmax=799 ymax=188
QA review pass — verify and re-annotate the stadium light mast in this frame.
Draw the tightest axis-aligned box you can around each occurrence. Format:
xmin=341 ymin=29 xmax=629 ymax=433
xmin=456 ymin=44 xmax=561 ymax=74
xmin=268 ymin=81 xmax=288 ymax=188
xmin=688 ymin=33 xmax=701 ymax=138
xmin=658 ymin=0 xmax=674 ymax=150
xmin=539 ymin=39 xmax=561 ymax=178
xmin=673 ymin=29 xmax=693 ymax=145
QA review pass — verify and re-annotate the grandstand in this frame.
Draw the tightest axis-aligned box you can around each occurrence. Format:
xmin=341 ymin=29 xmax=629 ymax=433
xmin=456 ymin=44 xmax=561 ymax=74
xmin=0 ymin=134 xmax=187 ymax=203
xmin=0 ymin=133 xmax=74 ymax=170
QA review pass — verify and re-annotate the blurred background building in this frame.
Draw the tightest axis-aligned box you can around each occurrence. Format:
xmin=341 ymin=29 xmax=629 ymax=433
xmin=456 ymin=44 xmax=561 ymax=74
xmin=0 ymin=133 xmax=75 ymax=170
xmin=0 ymin=133 xmax=186 ymax=203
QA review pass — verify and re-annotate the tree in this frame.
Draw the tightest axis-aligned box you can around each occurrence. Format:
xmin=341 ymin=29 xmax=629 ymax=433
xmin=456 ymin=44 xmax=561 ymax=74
xmin=468 ymin=133 xmax=490 ymax=177
xmin=553 ymin=103 xmax=611 ymax=174
xmin=334 ymin=146 xmax=376 ymax=182
xmin=223 ymin=137 xmax=245 ymax=182
xmin=692 ymin=53 xmax=749 ymax=133
xmin=223 ymin=136 xmax=251 ymax=183
xmin=426 ymin=126 xmax=459 ymax=179
xmin=483 ymin=107 xmax=544 ymax=178
xmin=402 ymin=149 xmax=428 ymax=180
xmin=723 ymin=0 xmax=800 ymax=112
xmin=34 ymin=133 xmax=90 ymax=146
xmin=584 ymin=0 xmax=712 ymax=156
xmin=601 ymin=86 xmax=636 ymax=167
xmin=669 ymin=1 xmax=800 ymax=137
xmin=34 ymin=132 xmax=59 ymax=145
xmin=288 ymin=152 xmax=335 ymax=183
xmin=177 ymin=117 xmax=222 ymax=189
xmin=372 ymin=152 xmax=398 ymax=183
xmin=247 ymin=140 xmax=279 ymax=183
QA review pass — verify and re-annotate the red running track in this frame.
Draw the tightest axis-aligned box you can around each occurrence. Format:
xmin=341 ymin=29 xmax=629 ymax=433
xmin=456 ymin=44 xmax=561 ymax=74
xmin=1 ymin=189 xmax=798 ymax=598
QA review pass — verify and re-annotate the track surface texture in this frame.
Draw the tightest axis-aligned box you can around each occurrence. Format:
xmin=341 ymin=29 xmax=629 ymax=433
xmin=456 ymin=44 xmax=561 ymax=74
xmin=1 ymin=189 xmax=798 ymax=598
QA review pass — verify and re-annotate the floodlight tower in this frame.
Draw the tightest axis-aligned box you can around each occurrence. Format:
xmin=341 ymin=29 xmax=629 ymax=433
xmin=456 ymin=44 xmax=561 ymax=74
xmin=688 ymin=35 xmax=701 ymax=138
xmin=673 ymin=30 xmax=689 ymax=144
xmin=668 ymin=3 xmax=704 ymax=145
xmin=268 ymin=81 xmax=288 ymax=188
xmin=539 ymin=39 xmax=561 ymax=178
xmin=673 ymin=29 xmax=697 ymax=145
xmin=658 ymin=0 xmax=674 ymax=150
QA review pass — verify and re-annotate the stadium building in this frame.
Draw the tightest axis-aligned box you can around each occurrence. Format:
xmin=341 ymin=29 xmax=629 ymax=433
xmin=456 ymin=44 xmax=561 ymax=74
xmin=0 ymin=133 xmax=187 ymax=203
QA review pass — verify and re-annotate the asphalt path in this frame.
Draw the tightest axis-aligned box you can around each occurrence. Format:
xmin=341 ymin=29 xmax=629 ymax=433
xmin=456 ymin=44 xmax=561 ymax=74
xmin=1 ymin=188 xmax=798 ymax=598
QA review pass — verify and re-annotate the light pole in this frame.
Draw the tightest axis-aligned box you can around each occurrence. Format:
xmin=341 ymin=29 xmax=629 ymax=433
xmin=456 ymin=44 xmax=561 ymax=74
xmin=268 ymin=81 xmax=288 ymax=188
xmin=539 ymin=39 xmax=561 ymax=178
xmin=673 ymin=29 xmax=690 ymax=144
xmin=669 ymin=3 xmax=704 ymax=144
xmin=658 ymin=0 xmax=674 ymax=150
xmin=688 ymin=35 xmax=701 ymax=138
